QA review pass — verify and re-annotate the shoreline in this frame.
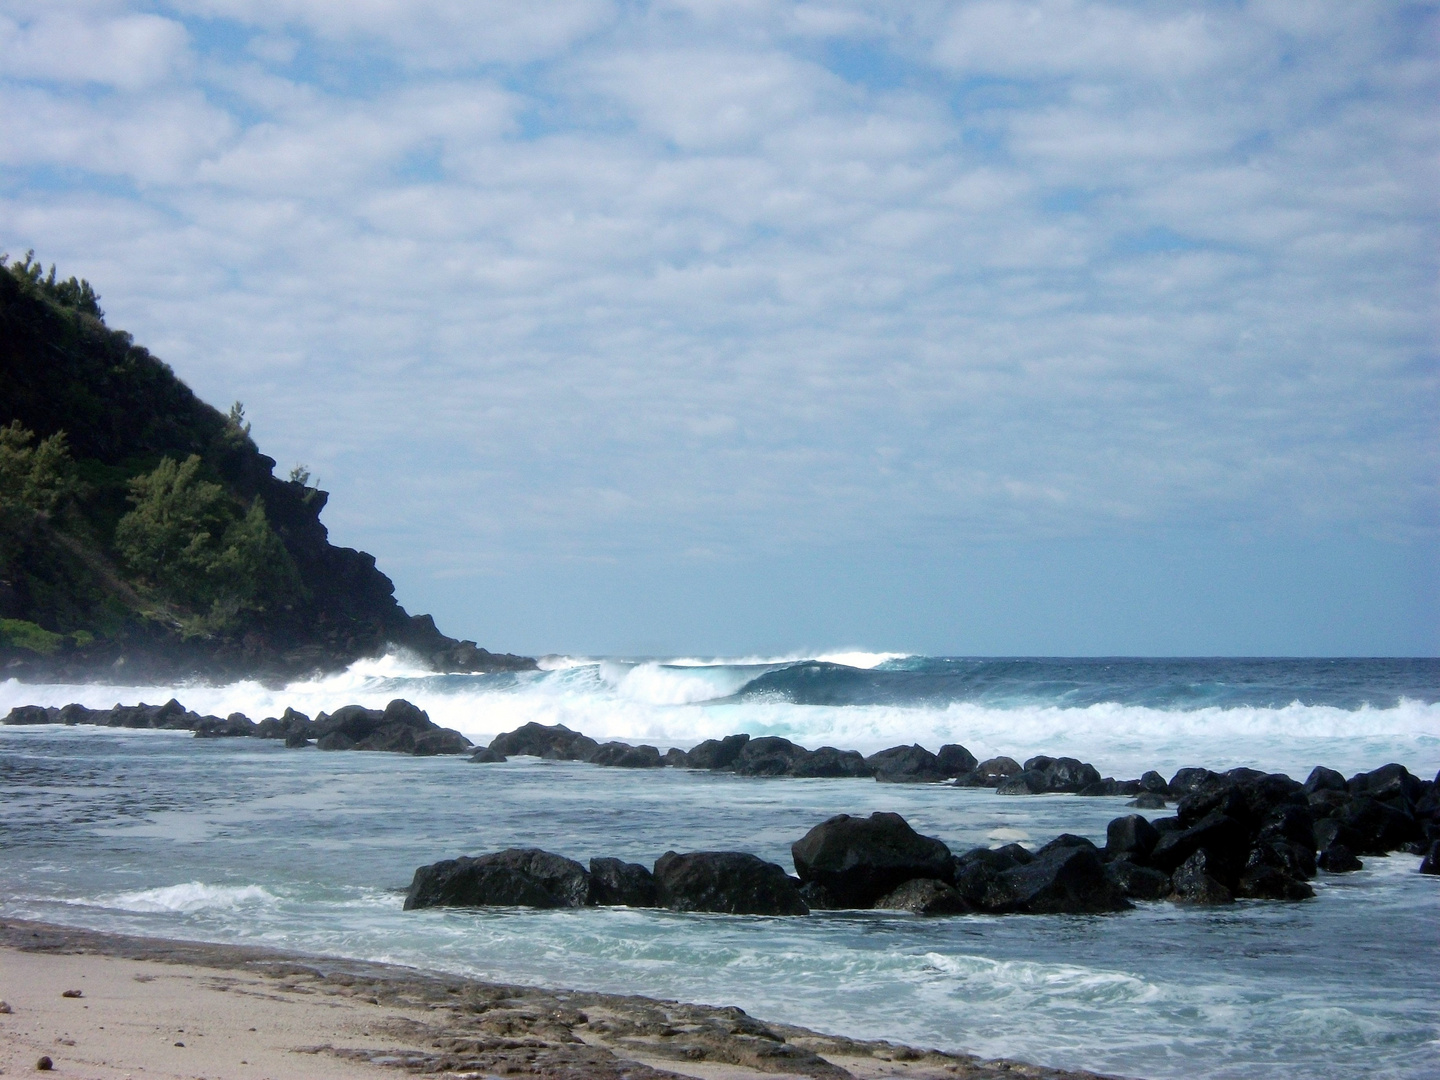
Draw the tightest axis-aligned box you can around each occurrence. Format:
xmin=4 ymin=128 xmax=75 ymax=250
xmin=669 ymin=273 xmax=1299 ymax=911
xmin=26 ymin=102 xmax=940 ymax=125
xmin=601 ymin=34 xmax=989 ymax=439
xmin=0 ymin=917 xmax=1123 ymax=1080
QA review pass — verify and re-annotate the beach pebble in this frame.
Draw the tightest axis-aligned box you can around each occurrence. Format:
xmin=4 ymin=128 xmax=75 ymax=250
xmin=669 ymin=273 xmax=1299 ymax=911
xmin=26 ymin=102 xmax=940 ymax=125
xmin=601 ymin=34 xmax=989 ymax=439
xmin=0 ymin=999 xmax=12 ymax=1013
xmin=36 ymin=1055 xmax=54 ymax=1070
xmin=60 ymin=989 xmax=83 ymax=998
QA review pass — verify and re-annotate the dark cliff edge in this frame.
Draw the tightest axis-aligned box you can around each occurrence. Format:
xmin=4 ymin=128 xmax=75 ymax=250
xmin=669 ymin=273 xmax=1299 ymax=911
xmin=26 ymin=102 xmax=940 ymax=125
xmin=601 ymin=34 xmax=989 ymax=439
xmin=0 ymin=252 xmax=535 ymax=684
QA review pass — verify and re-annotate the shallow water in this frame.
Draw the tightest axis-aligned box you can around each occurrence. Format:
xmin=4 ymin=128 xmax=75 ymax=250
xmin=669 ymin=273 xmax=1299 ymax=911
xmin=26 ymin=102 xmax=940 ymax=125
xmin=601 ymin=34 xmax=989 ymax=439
xmin=2 ymin=704 xmax=1438 ymax=1080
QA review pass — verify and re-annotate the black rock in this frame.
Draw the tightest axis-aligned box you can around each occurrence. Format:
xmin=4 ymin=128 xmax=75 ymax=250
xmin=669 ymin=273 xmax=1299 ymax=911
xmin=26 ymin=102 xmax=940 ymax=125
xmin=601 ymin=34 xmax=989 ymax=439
xmin=193 ymin=712 xmax=258 ymax=738
xmin=1304 ymin=766 xmax=1348 ymax=794
xmin=1034 ymin=834 xmax=1097 ymax=857
xmin=2 ymin=705 xmax=56 ymax=725
xmin=1076 ymin=779 xmax=1124 ymax=797
xmin=313 ymin=699 xmax=470 ymax=755
xmin=283 ymin=730 xmax=311 ymax=748
xmin=865 ymin=744 xmax=949 ymax=783
xmin=1256 ymin=803 xmax=1316 ymax=849
xmin=469 ymin=747 xmax=506 ymax=763
xmin=1139 ymin=770 xmax=1170 ymax=795
xmin=1247 ymin=839 xmax=1316 ymax=880
xmin=685 ymin=733 xmax=751 ymax=770
xmin=935 ymin=743 xmax=979 ymax=777
xmin=797 ymin=881 xmax=843 ymax=910
xmin=589 ymin=857 xmax=657 ymax=907
xmin=1149 ymin=811 xmax=1249 ymax=882
xmin=875 ymin=878 xmax=970 ymax=915
xmin=1317 ymin=844 xmax=1362 ymax=873
xmin=1105 ymin=815 xmax=1160 ymax=862
xmin=589 ymin=742 xmax=664 ymax=768
xmin=1335 ymin=796 xmax=1420 ymax=853
xmin=1236 ymin=866 xmax=1314 ymax=901
xmin=662 ymin=747 xmax=689 ymax=767
xmin=731 ymin=736 xmax=807 ymax=776
xmin=1169 ymin=850 xmax=1234 ymax=904
xmin=996 ymin=770 xmax=1049 ymax=795
xmin=1021 ymin=756 xmax=1102 ymax=793
xmin=791 ymin=811 xmax=952 ymax=909
xmin=1126 ymin=793 xmax=1168 ymax=809
xmin=790 ymin=746 xmax=872 ymax=778
xmin=1419 ymin=840 xmax=1440 ymax=875
xmin=1313 ymin=817 xmax=1365 ymax=855
xmin=404 ymin=848 xmax=593 ymax=910
xmin=653 ymin=851 xmax=809 ymax=915
xmin=1348 ymin=763 xmax=1425 ymax=806
xmin=1106 ymin=859 xmax=1172 ymax=901
xmin=488 ymin=722 xmax=599 ymax=761
xmin=1168 ymin=767 xmax=1222 ymax=797
xmin=973 ymin=756 xmax=1022 ymax=786
xmin=983 ymin=844 xmax=1131 ymax=914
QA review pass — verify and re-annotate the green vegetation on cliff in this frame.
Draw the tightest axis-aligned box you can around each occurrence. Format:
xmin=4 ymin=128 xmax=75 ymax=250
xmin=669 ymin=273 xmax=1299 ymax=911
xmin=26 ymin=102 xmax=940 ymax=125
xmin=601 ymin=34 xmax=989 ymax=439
xmin=0 ymin=251 xmax=533 ymax=681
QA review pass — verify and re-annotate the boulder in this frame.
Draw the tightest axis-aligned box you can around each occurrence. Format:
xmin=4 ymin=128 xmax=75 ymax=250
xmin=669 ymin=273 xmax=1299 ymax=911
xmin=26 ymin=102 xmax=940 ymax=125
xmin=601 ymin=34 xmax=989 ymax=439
xmin=589 ymin=742 xmax=663 ymax=768
xmin=1022 ymin=756 xmax=1103 ymax=793
xmin=1317 ymin=844 xmax=1362 ymax=873
xmin=1169 ymin=850 xmax=1234 ymax=904
xmin=589 ymin=858 xmax=657 ymax=907
xmin=865 ymin=744 xmax=949 ymax=783
xmin=1034 ymin=834 xmax=1097 ymax=857
xmin=1127 ymin=793 xmax=1168 ymax=809
xmin=731 ymin=736 xmax=808 ymax=776
xmin=790 ymin=746 xmax=872 ymax=778
xmin=1139 ymin=770 xmax=1170 ymax=795
xmin=1419 ymin=840 xmax=1440 ymax=875
xmin=996 ymin=770 xmax=1049 ymax=795
xmin=404 ymin=848 xmax=593 ymax=910
xmin=1304 ymin=766 xmax=1348 ymax=794
xmin=662 ymin=747 xmax=689 ymax=767
xmin=1149 ymin=812 xmax=1249 ymax=881
xmin=314 ymin=700 xmax=471 ymax=755
xmin=1247 ymin=839 xmax=1316 ymax=881
xmin=1105 ymin=815 xmax=1160 ymax=863
xmin=1348 ymin=763 xmax=1425 ymax=806
xmin=971 ymin=756 xmax=1022 ymax=787
xmin=488 ymin=722 xmax=599 ymax=761
xmin=1335 ymin=796 xmax=1419 ymax=853
xmin=2 ymin=705 xmax=56 ymax=725
xmin=653 ymin=851 xmax=808 ymax=916
xmin=1236 ymin=866 xmax=1314 ymax=901
xmin=685 ymin=734 xmax=751 ymax=770
xmin=1256 ymin=803 xmax=1315 ymax=849
xmin=797 ymin=881 xmax=843 ymax=910
xmin=470 ymin=747 xmax=507 ymax=763
xmin=875 ymin=878 xmax=970 ymax=915
xmin=283 ymin=730 xmax=311 ymax=748
xmin=1106 ymin=859 xmax=1172 ymax=901
xmin=193 ymin=713 xmax=258 ymax=738
xmin=791 ymin=812 xmax=952 ymax=909
xmin=983 ymin=845 xmax=1131 ymax=914
xmin=1168 ymin=768 xmax=1222 ymax=797
xmin=936 ymin=744 xmax=978 ymax=777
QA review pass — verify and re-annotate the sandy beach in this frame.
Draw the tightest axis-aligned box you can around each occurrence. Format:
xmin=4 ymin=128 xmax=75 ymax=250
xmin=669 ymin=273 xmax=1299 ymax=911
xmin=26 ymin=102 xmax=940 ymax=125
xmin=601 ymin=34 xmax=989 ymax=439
xmin=0 ymin=918 xmax=1119 ymax=1080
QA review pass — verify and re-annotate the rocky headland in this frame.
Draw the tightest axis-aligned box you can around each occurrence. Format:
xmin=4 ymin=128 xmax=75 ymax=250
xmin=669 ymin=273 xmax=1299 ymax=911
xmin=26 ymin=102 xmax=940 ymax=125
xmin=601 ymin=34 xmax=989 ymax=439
xmin=0 ymin=254 xmax=532 ymax=683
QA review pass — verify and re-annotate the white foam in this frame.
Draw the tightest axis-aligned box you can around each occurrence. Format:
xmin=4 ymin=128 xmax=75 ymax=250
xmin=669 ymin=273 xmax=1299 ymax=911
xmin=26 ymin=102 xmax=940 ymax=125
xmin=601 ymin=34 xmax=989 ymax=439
xmin=95 ymin=882 xmax=280 ymax=914
xmin=921 ymin=952 xmax=1161 ymax=1004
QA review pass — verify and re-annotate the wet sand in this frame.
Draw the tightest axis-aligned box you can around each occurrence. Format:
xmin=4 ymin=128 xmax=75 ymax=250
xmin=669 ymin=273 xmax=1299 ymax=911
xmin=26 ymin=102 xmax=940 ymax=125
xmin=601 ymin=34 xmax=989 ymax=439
xmin=0 ymin=918 xmax=1123 ymax=1079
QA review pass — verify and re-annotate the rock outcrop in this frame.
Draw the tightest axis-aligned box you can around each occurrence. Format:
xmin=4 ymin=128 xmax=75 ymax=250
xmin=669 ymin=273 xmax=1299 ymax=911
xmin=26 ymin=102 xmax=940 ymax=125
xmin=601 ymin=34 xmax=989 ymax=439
xmin=790 ymin=812 xmax=952 ymax=909
xmin=653 ymin=851 xmax=809 ymax=916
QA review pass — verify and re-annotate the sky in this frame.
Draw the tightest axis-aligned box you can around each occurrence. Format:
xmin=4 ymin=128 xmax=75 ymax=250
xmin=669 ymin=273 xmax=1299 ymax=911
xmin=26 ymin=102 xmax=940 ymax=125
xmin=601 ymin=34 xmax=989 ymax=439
xmin=1 ymin=0 xmax=1436 ymax=657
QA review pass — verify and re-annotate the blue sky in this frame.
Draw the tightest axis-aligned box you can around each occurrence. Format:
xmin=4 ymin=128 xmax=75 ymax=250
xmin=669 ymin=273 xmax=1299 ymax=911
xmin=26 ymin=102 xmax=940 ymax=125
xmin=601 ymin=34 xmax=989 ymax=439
xmin=2 ymin=1 xmax=1436 ymax=656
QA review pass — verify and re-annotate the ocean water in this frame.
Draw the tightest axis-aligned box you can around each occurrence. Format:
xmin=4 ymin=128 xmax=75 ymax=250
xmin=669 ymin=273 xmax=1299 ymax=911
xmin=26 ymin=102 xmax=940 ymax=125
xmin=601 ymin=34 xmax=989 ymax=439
xmin=1 ymin=654 xmax=1438 ymax=1080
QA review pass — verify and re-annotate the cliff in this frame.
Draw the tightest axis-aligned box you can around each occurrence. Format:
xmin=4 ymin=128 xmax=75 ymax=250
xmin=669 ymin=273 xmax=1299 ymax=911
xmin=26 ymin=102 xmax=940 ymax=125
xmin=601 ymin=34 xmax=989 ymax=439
xmin=0 ymin=253 xmax=534 ymax=683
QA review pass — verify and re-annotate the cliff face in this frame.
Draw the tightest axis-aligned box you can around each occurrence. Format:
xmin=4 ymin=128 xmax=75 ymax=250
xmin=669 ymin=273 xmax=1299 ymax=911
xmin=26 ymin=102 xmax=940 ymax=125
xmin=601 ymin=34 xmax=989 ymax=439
xmin=0 ymin=254 xmax=534 ymax=683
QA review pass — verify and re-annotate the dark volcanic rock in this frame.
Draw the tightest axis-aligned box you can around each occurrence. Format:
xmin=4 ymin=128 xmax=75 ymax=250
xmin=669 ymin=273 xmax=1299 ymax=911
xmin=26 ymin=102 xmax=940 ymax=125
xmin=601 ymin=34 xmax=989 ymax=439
xmin=1149 ymin=811 xmax=1249 ymax=881
xmin=2 ymin=704 xmax=56 ymax=724
xmin=1317 ymin=844 xmax=1362 ymax=873
xmin=662 ymin=747 xmax=689 ymax=767
xmin=653 ymin=851 xmax=808 ymax=916
xmin=1169 ymin=850 xmax=1234 ymax=904
xmin=791 ymin=746 xmax=872 ymax=778
xmin=1168 ymin=767 xmax=1222 ymax=797
xmin=1127 ymin=793 xmax=1168 ymax=809
xmin=1419 ymin=841 xmax=1440 ymax=875
xmin=1106 ymin=859 xmax=1172 ymax=901
xmin=313 ymin=699 xmax=469 ymax=755
xmin=1348 ymin=763 xmax=1425 ymax=805
xmin=1105 ymin=815 xmax=1160 ymax=863
xmin=953 ymin=756 xmax=1022 ymax=787
xmin=995 ymin=770 xmax=1049 ymax=795
xmin=1236 ymin=866 xmax=1314 ymax=901
xmin=875 ymin=878 xmax=970 ymax=914
xmin=1022 ymin=756 xmax=1103 ymax=793
xmin=193 ymin=712 xmax=258 ymax=738
xmin=589 ymin=742 xmax=663 ymax=768
xmin=1335 ymin=796 xmax=1419 ymax=854
xmin=1304 ymin=766 xmax=1348 ymax=794
xmin=685 ymin=734 xmax=751 ymax=770
xmin=1139 ymin=770 xmax=1170 ymax=795
xmin=1247 ymin=839 xmax=1316 ymax=881
xmin=935 ymin=743 xmax=979 ymax=776
xmin=983 ymin=845 xmax=1131 ymax=914
xmin=865 ymin=744 xmax=949 ymax=783
xmin=791 ymin=812 xmax=952 ymax=909
xmin=404 ymin=848 xmax=593 ymax=910
xmin=731 ymin=736 xmax=808 ymax=776
xmin=469 ymin=747 xmax=506 ymax=763
xmin=487 ymin=722 xmax=598 ymax=761
xmin=797 ymin=881 xmax=844 ymax=910
xmin=589 ymin=858 xmax=657 ymax=907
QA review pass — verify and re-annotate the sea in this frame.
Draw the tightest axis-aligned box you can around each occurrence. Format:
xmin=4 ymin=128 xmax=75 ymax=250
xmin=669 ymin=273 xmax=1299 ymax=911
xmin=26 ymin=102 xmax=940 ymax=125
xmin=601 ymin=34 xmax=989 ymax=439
xmin=2 ymin=653 xmax=1438 ymax=1080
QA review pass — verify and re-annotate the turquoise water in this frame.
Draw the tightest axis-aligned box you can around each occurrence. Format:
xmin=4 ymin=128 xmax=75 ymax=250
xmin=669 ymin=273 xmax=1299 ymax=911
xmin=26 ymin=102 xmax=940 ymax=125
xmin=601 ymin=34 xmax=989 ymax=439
xmin=1 ymin=655 xmax=1438 ymax=1078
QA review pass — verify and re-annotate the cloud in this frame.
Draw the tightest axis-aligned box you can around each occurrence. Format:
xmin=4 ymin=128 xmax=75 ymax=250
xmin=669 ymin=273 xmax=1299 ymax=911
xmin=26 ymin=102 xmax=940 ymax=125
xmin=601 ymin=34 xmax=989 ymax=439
xmin=0 ymin=7 xmax=190 ymax=90
xmin=0 ymin=0 xmax=1435 ymax=650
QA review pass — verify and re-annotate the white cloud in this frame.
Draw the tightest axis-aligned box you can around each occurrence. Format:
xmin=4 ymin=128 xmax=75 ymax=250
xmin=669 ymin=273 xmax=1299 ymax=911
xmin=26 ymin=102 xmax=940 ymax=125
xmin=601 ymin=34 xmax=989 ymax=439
xmin=0 ymin=0 xmax=1434 ymax=647
xmin=0 ymin=8 xmax=190 ymax=90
